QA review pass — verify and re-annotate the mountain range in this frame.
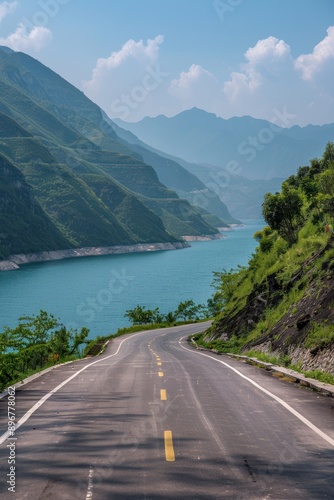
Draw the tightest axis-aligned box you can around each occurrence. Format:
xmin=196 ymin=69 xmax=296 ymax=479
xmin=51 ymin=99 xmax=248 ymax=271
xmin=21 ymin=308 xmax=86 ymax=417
xmin=1 ymin=46 xmax=332 ymax=261
xmin=116 ymin=108 xmax=334 ymax=180
xmin=116 ymin=109 xmax=334 ymax=217
xmin=0 ymin=47 xmax=238 ymax=260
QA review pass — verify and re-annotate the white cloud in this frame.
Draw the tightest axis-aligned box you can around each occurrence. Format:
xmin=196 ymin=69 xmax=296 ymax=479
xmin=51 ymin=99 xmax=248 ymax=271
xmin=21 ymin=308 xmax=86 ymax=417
xmin=84 ymin=35 xmax=164 ymax=96
xmin=168 ymin=64 xmax=222 ymax=111
xmin=224 ymin=36 xmax=292 ymax=100
xmin=0 ymin=22 xmax=52 ymax=52
xmin=84 ymin=30 xmax=334 ymax=126
xmin=83 ymin=35 xmax=167 ymax=121
xmin=169 ymin=64 xmax=216 ymax=91
xmin=224 ymin=68 xmax=261 ymax=101
xmin=245 ymin=36 xmax=291 ymax=64
xmin=97 ymin=34 xmax=163 ymax=72
xmin=295 ymin=26 xmax=334 ymax=80
xmin=0 ymin=1 xmax=17 ymax=22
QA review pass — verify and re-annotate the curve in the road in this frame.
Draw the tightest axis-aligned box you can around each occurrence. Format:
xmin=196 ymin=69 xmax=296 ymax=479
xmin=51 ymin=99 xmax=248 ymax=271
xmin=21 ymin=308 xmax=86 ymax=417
xmin=179 ymin=337 xmax=334 ymax=448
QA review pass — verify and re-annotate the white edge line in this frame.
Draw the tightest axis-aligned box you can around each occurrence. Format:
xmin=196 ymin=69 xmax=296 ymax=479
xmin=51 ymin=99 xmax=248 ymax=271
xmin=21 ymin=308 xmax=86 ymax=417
xmin=179 ymin=337 xmax=334 ymax=448
xmin=0 ymin=331 xmax=146 ymax=446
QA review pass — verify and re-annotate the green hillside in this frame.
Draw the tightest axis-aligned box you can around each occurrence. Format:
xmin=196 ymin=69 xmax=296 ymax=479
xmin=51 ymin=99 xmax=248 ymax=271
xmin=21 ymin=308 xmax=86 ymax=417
xmin=0 ymin=48 xmax=220 ymax=259
xmin=0 ymin=153 xmax=70 ymax=259
xmin=0 ymin=117 xmax=174 ymax=246
xmin=197 ymin=143 xmax=334 ymax=376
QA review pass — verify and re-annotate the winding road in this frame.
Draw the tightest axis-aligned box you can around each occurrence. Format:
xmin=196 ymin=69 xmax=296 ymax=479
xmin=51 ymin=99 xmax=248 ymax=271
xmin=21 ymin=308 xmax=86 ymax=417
xmin=0 ymin=322 xmax=333 ymax=499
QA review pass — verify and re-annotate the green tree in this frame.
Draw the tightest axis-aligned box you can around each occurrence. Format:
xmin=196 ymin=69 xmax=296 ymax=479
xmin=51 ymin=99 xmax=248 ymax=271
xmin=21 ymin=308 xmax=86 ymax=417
xmin=5 ymin=310 xmax=59 ymax=349
xmin=164 ymin=311 xmax=177 ymax=325
xmin=262 ymin=186 xmax=303 ymax=245
xmin=0 ymin=329 xmax=10 ymax=355
xmin=0 ymin=311 xmax=89 ymax=390
xmin=152 ymin=308 xmax=164 ymax=324
xmin=253 ymin=226 xmax=274 ymax=253
xmin=319 ymin=170 xmax=334 ymax=198
xmin=50 ymin=326 xmax=71 ymax=358
xmin=50 ymin=326 xmax=89 ymax=358
xmin=69 ymin=327 xmax=90 ymax=356
xmin=321 ymin=141 xmax=334 ymax=170
xmin=175 ymin=300 xmax=198 ymax=321
xmin=211 ymin=268 xmax=244 ymax=306
xmin=125 ymin=306 xmax=159 ymax=325
xmin=206 ymin=293 xmax=223 ymax=316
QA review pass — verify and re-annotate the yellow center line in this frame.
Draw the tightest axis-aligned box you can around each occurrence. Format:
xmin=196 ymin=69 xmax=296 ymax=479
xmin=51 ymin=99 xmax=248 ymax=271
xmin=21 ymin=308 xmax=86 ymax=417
xmin=160 ymin=389 xmax=167 ymax=401
xmin=157 ymin=362 xmax=162 ymax=366
xmin=159 ymin=371 xmax=164 ymax=377
xmin=164 ymin=431 xmax=175 ymax=461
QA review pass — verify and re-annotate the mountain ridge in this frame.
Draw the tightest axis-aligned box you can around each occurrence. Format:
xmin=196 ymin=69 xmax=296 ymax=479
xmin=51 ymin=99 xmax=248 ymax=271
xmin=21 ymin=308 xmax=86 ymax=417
xmin=115 ymin=108 xmax=334 ymax=180
xmin=0 ymin=48 xmax=226 ymax=260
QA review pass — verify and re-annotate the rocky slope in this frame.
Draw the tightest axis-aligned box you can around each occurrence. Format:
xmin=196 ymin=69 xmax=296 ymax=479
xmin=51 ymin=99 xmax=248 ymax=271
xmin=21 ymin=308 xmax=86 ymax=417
xmin=207 ymin=236 xmax=334 ymax=374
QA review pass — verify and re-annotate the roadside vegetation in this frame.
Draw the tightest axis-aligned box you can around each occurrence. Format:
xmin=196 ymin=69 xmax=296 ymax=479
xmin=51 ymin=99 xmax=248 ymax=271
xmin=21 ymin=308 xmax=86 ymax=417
xmin=194 ymin=143 xmax=334 ymax=383
xmin=0 ymin=311 xmax=89 ymax=392
xmin=0 ymin=298 xmax=213 ymax=392
xmin=123 ymin=298 xmax=217 ymax=326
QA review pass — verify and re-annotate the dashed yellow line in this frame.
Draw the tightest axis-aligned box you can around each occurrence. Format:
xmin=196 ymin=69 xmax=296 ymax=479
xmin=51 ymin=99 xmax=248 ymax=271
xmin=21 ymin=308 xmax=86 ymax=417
xmin=164 ymin=431 xmax=175 ymax=461
xmin=160 ymin=389 xmax=167 ymax=401
xmin=157 ymin=362 xmax=162 ymax=366
xmin=159 ymin=371 xmax=164 ymax=377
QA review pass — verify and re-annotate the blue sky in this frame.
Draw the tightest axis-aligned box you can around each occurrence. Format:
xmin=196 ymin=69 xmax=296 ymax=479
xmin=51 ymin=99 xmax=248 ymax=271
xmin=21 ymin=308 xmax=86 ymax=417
xmin=0 ymin=0 xmax=333 ymax=125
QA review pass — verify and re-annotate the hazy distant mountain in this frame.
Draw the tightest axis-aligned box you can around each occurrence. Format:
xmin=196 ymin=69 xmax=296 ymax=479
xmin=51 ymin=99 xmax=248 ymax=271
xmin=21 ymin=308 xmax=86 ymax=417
xmin=115 ymin=108 xmax=334 ymax=180
xmin=113 ymin=120 xmax=283 ymax=219
xmin=110 ymin=118 xmax=239 ymax=225
xmin=0 ymin=48 xmax=225 ymax=257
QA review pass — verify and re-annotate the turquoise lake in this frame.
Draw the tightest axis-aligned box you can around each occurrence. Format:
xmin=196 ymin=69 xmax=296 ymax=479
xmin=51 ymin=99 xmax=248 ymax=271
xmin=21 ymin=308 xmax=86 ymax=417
xmin=0 ymin=221 xmax=264 ymax=339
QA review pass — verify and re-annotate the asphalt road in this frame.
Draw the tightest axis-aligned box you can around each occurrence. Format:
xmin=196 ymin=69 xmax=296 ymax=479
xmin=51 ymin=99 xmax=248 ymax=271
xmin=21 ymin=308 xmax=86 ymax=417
xmin=0 ymin=322 xmax=333 ymax=499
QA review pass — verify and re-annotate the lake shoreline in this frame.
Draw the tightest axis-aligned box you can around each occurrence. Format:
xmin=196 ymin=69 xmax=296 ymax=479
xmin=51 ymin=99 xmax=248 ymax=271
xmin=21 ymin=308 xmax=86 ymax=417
xmin=0 ymin=241 xmax=190 ymax=271
xmin=0 ymin=221 xmax=264 ymax=336
xmin=181 ymin=233 xmax=225 ymax=242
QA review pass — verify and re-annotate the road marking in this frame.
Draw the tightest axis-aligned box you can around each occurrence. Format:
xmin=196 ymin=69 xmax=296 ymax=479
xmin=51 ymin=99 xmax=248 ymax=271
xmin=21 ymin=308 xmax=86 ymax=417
xmin=85 ymin=466 xmax=94 ymax=500
xmin=161 ymin=389 xmax=167 ymax=401
xmin=0 ymin=330 xmax=151 ymax=446
xmin=159 ymin=372 xmax=164 ymax=377
xmin=180 ymin=339 xmax=334 ymax=448
xmin=164 ymin=431 xmax=175 ymax=461
xmin=157 ymin=362 xmax=162 ymax=366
